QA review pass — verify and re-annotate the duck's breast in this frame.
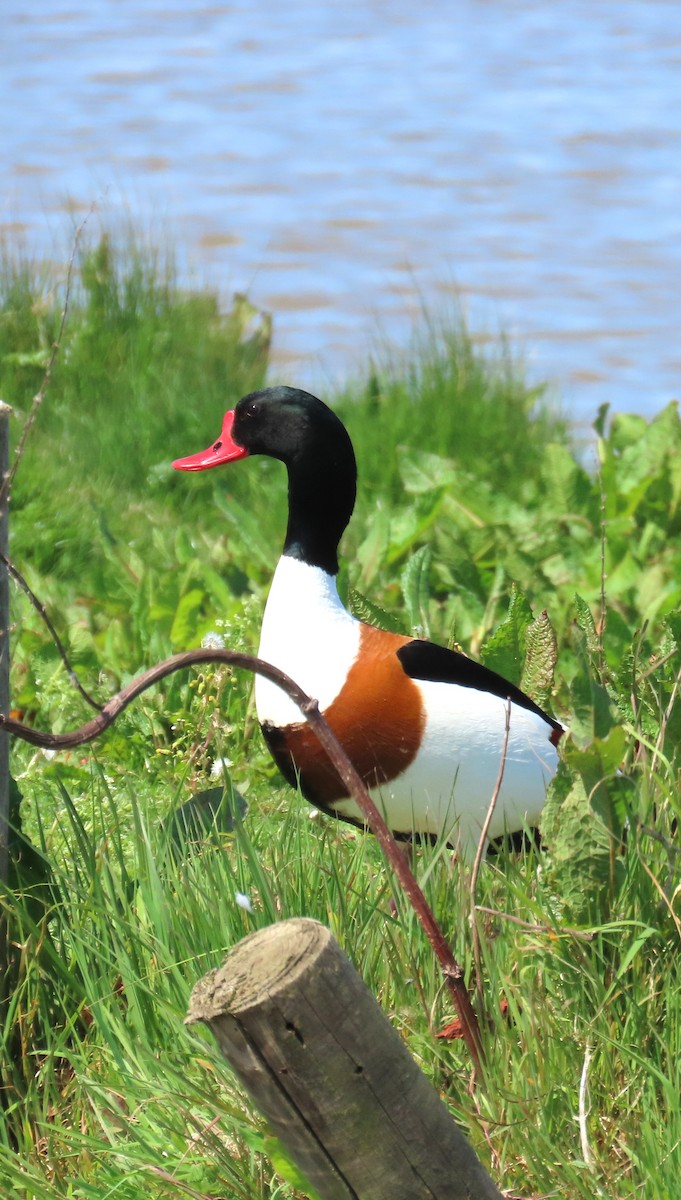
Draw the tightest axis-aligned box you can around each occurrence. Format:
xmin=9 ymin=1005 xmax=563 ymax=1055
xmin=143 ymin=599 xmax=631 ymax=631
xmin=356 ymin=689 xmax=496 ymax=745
xmin=255 ymin=556 xmax=361 ymax=728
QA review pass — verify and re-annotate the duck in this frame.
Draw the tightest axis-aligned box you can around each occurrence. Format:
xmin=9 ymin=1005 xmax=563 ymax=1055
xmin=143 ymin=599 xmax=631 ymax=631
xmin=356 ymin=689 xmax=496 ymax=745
xmin=173 ymin=385 xmax=563 ymax=855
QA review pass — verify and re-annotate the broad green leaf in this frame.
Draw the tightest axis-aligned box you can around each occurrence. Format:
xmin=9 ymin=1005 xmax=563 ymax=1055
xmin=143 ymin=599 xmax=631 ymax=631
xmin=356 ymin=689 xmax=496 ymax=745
xmin=198 ymin=560 xmax=243 ymax=611
xmin=609 ymin=411 xmax=649 ymax=454
xmin=540 ymin=442 xmax=590 ymax=517
xmin=480 ymin=584 xmax=533 ymax=686
xmin=356 ymin=508 xmax=391 ymax=589
xmin=669 ymin=449 xmax=681 ymax=515
xmin=385 ymin=493 xmax=444 ymax=563
xmin=173 ymin=525 xmax=200 ymax=566
xmin=574 ymin=593 xmax=600 ymax=659
xmin=169 ymin=587 xmax=205 ymax=647
xmin=563 ymin=726 xmax=628 ymax=837
xmin=348 ymin=588 xmax=404 ymax=634
xmin=613 ymin=403 xmax=680 ymax=498
xmin=401 ymin=545 xmax=432 ymax=637
xmin=607 ymin=550 xmax=648 ymax=598
xmin=567 ymin=626 xmax=617 ymax=745
xmin=216 ymin=490 xmax=281 ymax=571
xmin=397 ymin=445 xmax=456 ymax=494
xmin=520 ymin=609 xmax=558 ymax=709
xmin=541 ymin=764 xmax=619 ymax=921
xmin=636 ymin=562 xmax=675 ymax=624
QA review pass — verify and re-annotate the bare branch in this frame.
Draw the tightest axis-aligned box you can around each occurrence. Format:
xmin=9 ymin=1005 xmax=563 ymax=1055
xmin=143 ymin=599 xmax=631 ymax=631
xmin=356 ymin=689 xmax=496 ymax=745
xmin=1 ymin=551 xmax=103 ymax=712
xmin=637 ymin=854 xmax=681 ymax=940
xmin=0 ymin=646 xmax=485 ymax=1074
xmin=470 ymin=699 xmax=512 ymax=1018
xmin=650 ymin=659 xmax=681 ymax=779
xmin=475 ymin=905 xmax=594 ymax=941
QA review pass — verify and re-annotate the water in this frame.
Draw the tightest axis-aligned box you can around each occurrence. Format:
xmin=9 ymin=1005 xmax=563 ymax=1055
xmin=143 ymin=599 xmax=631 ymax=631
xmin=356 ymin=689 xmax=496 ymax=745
xmin=3 ymin=1 xmax=681 ymax=422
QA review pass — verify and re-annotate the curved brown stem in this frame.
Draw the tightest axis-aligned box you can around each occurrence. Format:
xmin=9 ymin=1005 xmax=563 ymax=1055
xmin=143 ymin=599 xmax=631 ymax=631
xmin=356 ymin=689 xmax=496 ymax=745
xmin=0 ymin=647 xmax=484 ymax=1073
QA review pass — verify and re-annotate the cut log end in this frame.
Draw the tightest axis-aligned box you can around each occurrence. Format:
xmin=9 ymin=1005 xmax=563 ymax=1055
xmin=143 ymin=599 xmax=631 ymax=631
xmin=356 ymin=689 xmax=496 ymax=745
xmin=187 ymin=917 xmax=331 ymax=1023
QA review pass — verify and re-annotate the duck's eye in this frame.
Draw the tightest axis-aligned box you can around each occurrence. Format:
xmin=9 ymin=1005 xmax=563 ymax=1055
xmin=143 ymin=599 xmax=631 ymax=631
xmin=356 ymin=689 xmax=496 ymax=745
xmin=247 ymin=401 xmax=259 ymax=417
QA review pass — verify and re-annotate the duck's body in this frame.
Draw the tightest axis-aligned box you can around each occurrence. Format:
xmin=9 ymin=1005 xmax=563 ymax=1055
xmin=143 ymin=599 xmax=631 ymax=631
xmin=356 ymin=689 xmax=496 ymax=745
xmin=174 ymin=386 xmax=562 ymax=855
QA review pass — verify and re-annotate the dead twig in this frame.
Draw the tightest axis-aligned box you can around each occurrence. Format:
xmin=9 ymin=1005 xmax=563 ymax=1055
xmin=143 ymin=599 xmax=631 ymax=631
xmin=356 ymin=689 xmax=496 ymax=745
xmin=637 ymin=854 xmax=681 ymax=941
xmin=649 ymin=659 xmax=681 ymax=779
xmin=470 ymin=699 xmax=512 ymax=1017
xmin=638 ymin=825 xmax=681 ymax=859
xmin=475 ymin=905 xmax=594 ymax=941
xmin=0 ymin=646 xmax=485 ymax=1075
xmin=0 ymin=551 xmax=103 ymax=712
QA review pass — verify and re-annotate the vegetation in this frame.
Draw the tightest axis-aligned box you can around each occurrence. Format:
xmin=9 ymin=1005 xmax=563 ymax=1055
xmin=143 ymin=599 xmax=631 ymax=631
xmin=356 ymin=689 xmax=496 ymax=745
xmin=0 ymin=238 xmax=679 ymax=1198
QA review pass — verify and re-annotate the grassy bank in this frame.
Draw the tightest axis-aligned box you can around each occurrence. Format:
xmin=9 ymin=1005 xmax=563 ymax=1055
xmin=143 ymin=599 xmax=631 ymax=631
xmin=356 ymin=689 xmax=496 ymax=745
xmin=1 ymin=239 xmax=679 ymax=1199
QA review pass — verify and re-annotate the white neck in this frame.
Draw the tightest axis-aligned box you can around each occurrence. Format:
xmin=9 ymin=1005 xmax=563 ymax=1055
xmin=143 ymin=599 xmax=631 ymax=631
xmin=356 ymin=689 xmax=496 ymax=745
xmin=255 ymin=555 xmax=360 ymax=727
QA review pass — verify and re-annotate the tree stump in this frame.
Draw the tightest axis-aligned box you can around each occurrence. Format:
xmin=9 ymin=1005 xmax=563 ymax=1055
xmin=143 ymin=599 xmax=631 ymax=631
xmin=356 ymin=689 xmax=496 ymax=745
xmin=187 ymin=917 xmax=503 ymax=1200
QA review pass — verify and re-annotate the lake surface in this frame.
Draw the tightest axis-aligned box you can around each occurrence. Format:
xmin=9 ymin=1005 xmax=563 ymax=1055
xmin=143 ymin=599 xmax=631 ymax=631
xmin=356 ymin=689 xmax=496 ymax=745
xmin=3 ymin=1 xmax=681 ymax=423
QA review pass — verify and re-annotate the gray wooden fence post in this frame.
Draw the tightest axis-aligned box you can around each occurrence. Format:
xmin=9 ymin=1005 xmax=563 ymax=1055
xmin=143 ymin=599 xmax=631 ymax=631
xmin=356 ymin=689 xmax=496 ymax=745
xmin=0 ymin=400 xmax=11 ymax=891
xmin=187 ymin=918 xmax=504 ymax=1200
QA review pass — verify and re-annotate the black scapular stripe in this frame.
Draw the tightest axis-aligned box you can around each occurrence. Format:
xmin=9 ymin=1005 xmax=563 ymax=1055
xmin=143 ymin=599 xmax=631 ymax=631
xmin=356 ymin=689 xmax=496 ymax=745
xmin=396 ymin=639 xmax=562 ymax=733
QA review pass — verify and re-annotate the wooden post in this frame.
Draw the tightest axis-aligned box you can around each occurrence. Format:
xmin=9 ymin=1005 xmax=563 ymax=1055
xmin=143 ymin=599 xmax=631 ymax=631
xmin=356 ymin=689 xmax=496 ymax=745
xmin=187 ymin=919 xmax=503 ymax=1200
xmin=0 ymin=400 xmax=10 ymax=891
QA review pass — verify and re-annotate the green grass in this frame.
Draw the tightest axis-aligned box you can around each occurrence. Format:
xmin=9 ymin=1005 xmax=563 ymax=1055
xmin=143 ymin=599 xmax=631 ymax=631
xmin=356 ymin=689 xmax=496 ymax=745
xmin=1 ymin=236 xmax=679 ymax=1198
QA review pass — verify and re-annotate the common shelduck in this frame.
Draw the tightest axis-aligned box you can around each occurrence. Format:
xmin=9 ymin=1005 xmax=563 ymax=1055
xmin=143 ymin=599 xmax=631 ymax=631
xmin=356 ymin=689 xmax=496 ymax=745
xmin=173 ymin=386 xmax=563 ymax=855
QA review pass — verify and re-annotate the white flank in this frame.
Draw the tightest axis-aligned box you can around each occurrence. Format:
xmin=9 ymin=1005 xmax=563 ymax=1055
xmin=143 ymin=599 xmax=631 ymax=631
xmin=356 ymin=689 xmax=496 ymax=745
xmin=255 ymin=556 xmax=361 ymax=727
xmin=331 ymin=681 xmax=559 ymax=858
